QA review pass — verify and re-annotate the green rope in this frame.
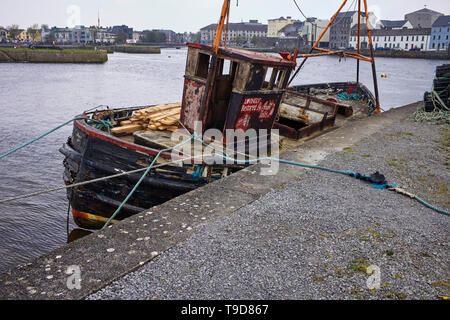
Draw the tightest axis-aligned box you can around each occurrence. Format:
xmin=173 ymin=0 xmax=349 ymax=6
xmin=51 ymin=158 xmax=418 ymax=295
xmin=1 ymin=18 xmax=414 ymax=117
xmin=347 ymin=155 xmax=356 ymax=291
xmin=2 ymin=114 xmax=447 ymax=228
xmin=101 ymin=134 xmax=197 ymax=230
xmin=0 ymin=117 xmax=85 ymax=160
xmin=87 ymin=119 xmax=114 ymax=134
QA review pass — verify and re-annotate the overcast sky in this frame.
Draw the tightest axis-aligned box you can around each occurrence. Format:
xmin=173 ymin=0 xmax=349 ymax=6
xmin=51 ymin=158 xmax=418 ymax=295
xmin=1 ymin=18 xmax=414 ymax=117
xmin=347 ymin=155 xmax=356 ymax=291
xmin=1 ymin=0 xmax=449 ymax=32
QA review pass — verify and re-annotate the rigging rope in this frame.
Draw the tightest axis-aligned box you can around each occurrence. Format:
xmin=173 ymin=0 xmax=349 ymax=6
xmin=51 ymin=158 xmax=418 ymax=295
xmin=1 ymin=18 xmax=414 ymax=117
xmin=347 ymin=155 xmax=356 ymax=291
xmin=0 ymin=115 xmax=448 ymax=228
xmin=0 ymin=117 xmax=86 ymax=160
xmin=100 ymin=131 xmax=448 ymax=230
xmin=101 ymin=134 xmax=197 ymax=229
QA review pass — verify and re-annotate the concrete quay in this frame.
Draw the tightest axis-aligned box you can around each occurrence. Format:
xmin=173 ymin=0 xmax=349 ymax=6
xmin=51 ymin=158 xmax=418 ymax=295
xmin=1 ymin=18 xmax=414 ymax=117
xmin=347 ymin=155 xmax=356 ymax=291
xmin=0 ymin=101 xmax=448 ymax=300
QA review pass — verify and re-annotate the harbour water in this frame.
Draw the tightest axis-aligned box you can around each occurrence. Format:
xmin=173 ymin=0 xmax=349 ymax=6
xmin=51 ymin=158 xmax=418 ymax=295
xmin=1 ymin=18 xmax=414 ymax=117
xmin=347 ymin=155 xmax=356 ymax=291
xmin=0 ymin=48 xmax=447 ymax=273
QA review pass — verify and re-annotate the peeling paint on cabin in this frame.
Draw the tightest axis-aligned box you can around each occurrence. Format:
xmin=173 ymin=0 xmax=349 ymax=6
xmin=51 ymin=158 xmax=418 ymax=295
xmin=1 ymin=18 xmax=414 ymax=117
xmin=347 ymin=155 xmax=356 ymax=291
xmin=181 ymin=79 xmax=205 ymax=132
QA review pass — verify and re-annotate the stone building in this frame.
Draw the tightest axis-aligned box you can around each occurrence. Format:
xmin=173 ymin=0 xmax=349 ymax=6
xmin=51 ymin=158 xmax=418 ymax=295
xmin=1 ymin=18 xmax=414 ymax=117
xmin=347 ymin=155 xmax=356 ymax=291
xmin=405 ymin=8 xmax=443 ymax=29
xmin=111 ymin=25 xmax=133 ymax=39
xmin=380 ymin=20 xmax=413 ymax=30
xmin=329 ymin=11 xmax=377 ymax=49
xmin=200 ymin=20 xmax=267 ymax=45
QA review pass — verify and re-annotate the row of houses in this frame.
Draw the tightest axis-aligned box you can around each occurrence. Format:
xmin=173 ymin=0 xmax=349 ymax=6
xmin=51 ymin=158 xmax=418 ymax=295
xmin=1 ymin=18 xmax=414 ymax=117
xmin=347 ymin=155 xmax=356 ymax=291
xmin=0 ymin=27 xmax=42 ymax=42
xmin=199 ymin=7 xmax=449 ymax=51
xmin=2 ymin=8 xmax=448 ymax=50
xmin=329 ymin=8 xmax=449 ymax=51
xmin=0 ymin=24 xmax=189 ymax=45
xmin=0 ymin=25 xmax=127 ymax=44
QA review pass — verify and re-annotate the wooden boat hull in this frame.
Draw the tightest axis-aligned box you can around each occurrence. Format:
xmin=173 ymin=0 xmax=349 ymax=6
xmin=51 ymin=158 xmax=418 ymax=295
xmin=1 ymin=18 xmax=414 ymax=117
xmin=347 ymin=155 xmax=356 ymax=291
xmin=60 ymin=116 xmax=209 ymax=230
xmin=60 ymin=82 xmax=375 ymax=230
xmin=274 ymin=81 xmax=376 ymax=140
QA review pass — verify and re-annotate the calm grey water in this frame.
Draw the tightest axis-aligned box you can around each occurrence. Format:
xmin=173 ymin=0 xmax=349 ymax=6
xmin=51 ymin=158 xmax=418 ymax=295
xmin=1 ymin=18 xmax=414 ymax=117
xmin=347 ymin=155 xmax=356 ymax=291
xmin=0 ymin=49 xmax=447 ymax=273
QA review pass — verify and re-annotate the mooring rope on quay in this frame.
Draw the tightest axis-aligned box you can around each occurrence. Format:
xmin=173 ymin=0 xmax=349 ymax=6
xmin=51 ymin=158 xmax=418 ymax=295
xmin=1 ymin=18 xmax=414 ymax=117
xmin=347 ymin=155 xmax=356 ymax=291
xmin=0 ymin=115 xmax=448 ymax=232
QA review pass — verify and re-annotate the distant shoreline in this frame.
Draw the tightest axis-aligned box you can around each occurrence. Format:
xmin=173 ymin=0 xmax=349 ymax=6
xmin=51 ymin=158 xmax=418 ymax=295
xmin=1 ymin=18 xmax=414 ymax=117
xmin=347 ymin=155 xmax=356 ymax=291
xmin=0 ymin=47 xmax=108 ymax=63
xmin=247 ymin=47 xmax=450 ymax=60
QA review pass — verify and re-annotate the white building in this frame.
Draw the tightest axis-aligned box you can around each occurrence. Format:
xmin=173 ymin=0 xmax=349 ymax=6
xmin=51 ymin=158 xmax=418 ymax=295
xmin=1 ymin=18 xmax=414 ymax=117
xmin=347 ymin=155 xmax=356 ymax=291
xmin=95 ymin=28 xmax=116 ymax=44
xmin=349 ymin=27 xmax=431 ymax=51
xmin=51 ymin=26 xmax=93 ymax=44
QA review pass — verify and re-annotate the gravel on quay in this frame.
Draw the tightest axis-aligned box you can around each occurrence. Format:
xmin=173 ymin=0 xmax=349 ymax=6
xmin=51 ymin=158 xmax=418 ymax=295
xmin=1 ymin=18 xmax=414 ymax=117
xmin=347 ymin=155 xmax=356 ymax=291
xmin=88 ymin=103 xmax=449 ymax=300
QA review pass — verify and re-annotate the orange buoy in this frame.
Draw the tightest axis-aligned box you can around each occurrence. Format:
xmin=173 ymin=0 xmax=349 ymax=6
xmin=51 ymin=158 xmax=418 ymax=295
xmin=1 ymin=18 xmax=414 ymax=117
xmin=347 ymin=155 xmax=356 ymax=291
xmin=381 ymin=73 xmax=387 ymax=78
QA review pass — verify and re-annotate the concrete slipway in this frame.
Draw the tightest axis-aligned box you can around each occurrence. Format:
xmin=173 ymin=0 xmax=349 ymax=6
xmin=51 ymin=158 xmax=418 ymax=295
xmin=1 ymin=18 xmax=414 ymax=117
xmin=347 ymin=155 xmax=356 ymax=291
xmin=0 ymin=102 xmax=448 ymax=300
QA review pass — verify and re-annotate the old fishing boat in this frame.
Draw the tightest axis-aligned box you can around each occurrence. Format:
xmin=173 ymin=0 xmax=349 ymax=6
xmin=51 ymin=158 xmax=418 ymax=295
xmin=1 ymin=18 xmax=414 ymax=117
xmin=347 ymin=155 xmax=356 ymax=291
xmin=60 ymin=43 xmax=299 ymax=229
xmin=60 ymin=0 xmax=379 ymax=230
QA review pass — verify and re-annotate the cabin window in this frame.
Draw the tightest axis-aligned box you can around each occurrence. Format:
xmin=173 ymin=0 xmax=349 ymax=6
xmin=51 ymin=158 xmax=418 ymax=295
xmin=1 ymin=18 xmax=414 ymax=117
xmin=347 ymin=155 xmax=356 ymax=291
xmin=262 ymin=67 xmax=286 ymax=90
xmin=218 ymin=58 xmax=239 ymax=79
xmin=275 ymin=70 xmax=285 ymax=88
xmin=222 ymin=59 xmax=231 ymax=75
xmin=196 ymin=52 xmax=211 ymax=79
xmin=263 ymin=67 xmax=278 ymax=89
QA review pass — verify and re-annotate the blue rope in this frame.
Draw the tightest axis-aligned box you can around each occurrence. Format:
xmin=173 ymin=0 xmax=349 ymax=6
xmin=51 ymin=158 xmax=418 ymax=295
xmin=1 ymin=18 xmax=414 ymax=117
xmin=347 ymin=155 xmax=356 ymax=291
xmin=0 ymin=117 xmax=85 ymax=160
xmin=100 ymin=133 xmax=449 ymax=223
xmin=414 ymin=195 xmax=450 ymax=216
xmin=190 ymin=136 xmax=450 ymax=217
xmin=336 ymin=92 xmax=361 ymax=101
xmin=192 ymin=165 xmax=202 ymax=180
xmin=2 ymin=121 xmax=447 ymax=225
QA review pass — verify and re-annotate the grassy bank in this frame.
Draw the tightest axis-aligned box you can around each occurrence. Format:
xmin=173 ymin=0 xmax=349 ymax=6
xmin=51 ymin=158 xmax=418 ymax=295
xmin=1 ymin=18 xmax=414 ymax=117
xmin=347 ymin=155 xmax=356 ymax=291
xmin=0 ymin=48 xmax=108 ymax=63
xmin=112 ymin=45 xmax=161 ymax=54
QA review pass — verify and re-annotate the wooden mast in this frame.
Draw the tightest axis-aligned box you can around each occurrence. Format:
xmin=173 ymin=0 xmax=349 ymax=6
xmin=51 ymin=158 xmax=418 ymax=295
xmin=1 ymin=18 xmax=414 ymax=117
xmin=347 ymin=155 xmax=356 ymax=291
xmin=288 ymin=0 xmax=349 ymax=85
xmin=363 ymin=0 xmax=381 ymax=114
xmin=356 ymin=0 xmax=361 ymax=83
xmin=200 ymin=0 xmax=231 ymax=131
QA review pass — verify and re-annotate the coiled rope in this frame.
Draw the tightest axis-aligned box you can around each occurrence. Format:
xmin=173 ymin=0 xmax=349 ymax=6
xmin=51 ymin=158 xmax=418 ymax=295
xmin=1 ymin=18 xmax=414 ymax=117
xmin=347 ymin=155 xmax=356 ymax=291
xmin=410 ymin=90 xmax=450 ymax=124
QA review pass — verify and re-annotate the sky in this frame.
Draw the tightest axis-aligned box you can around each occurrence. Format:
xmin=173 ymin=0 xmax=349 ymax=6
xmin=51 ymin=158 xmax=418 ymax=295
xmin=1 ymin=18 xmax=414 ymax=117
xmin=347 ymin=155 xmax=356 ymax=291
xmin=0 ymin=0 xmax=449 ymax=33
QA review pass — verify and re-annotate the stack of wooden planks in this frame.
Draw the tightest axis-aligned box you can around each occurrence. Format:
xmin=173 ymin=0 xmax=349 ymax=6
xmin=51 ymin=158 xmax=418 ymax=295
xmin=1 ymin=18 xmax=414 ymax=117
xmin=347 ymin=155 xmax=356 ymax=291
xmin=111 ymin=103 xmax=181 ymax=136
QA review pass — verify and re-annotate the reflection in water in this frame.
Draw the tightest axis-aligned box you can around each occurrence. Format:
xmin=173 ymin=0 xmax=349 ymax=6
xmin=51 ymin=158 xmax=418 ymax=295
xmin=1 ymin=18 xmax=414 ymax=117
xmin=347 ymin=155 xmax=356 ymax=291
xmin=0 ymin=49 xmax=447 ymax=274
xmin=67 ymin=228 xmax=93 ymax=244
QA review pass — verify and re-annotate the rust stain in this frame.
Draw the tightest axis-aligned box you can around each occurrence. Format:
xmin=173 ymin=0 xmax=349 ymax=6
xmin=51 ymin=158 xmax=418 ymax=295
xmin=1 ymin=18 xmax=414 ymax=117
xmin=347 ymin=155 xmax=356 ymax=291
xmin=181 ymin=79 xmax=206 ymax=132
xmin=298 ymin=108 xmax=309 ymax=123
xmin=72 ymin=208 xmax=120 ymax=230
